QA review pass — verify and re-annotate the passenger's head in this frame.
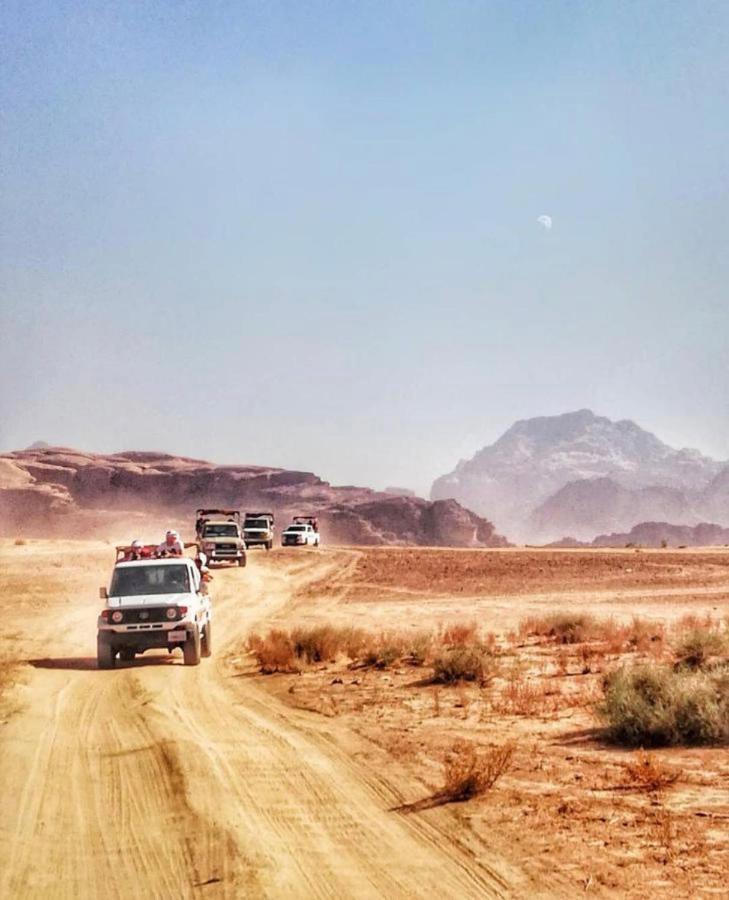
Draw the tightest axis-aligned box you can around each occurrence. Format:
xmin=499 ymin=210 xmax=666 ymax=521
xmin=165 ymin=530 xmax=178 ymax=546
xmin=131 ymin=539 xmax=143 ymax=552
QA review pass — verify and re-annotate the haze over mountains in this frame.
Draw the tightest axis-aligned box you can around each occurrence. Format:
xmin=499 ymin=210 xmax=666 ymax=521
xmin=4 ymin=410 xmax=728 ymax=547
xmin=432 ymin=410 xmax=729 ymax=542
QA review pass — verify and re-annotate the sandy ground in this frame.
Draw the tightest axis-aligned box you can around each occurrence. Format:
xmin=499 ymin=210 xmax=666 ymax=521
xmin=1 ymin=541 xmax=728 ymax=898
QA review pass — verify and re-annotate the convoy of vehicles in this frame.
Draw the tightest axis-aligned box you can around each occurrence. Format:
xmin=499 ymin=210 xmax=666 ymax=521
xmin=281 ymin=516 xmax=320 ymax=547
xmin=97 ymin=551 xmax=212 ymax=669
xmin=243 ymin=511 xmax=275 ymax=550
xmin=96 ymin=508 xmax=323 ymax=668
xmin=195 ymin=508 xmax=247 ymax=567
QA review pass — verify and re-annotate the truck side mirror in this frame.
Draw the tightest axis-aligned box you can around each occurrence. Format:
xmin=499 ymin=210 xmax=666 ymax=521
xmin=99 ymin=586 xmax=108 ymax=600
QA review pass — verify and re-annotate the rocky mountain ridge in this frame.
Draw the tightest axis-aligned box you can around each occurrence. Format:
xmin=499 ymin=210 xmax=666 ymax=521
xmin=0 ymin=447 xmax=508 ymax=547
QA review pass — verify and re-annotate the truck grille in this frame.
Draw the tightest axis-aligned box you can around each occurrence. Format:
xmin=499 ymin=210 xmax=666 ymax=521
xmin=216 ymin=543 xmax=236 ymax=552
xmin=115 ymin=608 xmax=176 ymax=623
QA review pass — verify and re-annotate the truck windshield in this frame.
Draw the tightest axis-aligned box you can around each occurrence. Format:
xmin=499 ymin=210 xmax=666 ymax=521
xmin=203 ymin=524 xmax=238 ymax=537
xmin=245 ymin=520 xmax=269 ymax=529
xmin=110 ymin=564 xmax=190 ymax=596
xmin=287 ymin=525 xmax=307 ymax=532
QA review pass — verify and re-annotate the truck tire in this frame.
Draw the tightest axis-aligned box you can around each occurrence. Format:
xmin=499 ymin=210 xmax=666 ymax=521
xmin=119 ymin=649 xmax=135 ymax=662
xmin=265 ymin=540 xmax=272 ymax=551
xmin=97 ymin=637 xmax=115 ymax=670
xmin=183 ymin=627 xmax=201 ymax=666
xmin=238 ymin=555 xmax=247 ymax=567
xmin=201 ymin=621 xmax=212 ymax=658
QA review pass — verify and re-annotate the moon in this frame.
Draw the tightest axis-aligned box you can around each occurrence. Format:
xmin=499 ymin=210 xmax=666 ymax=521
xmin=537 ymin=214 xmax=552 ymax=230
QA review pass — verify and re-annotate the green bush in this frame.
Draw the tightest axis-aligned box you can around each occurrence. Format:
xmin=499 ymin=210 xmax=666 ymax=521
xmin=600 ymin=664 xmax=729 ymax=746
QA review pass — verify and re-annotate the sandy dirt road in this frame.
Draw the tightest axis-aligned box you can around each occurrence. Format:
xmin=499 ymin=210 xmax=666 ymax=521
xmin=0 ymin=544 xmax=518 ymax=899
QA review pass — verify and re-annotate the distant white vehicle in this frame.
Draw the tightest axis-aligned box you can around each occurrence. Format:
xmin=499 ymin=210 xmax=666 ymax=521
xmin=97 ymin=555 xmax=212 ymax=668
xmin=281 ymin=518 xmax=320 ymax=547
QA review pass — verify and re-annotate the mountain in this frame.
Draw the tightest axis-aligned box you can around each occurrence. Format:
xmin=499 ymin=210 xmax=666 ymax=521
xmin=431 ymin=410 xmax=726 ymax=542
xmin=529 ymin=477 xmax=697 ymax=542
xmin=0 ymin=446 xmax=508 ymax=548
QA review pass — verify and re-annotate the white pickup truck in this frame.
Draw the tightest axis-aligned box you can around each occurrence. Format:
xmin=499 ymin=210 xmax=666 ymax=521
xmin=281 ymin=519 xmax=320 ymax=547
xmin=97 ymin=556 xmax=212 ymax=668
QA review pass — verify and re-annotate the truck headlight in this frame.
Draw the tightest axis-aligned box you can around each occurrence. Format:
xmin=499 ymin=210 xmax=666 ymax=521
xmin=166 ymin=607 xmax=178 ymax=620
xmin=111 ymin=610 xmax=124 ymax=624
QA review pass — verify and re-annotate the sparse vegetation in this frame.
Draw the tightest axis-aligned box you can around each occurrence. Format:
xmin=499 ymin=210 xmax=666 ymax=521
xmin=600 ymin=663 xmax=729 ymax=746
xmin=247 ymin=621 xmax=496 ymax=679
xmin=439 ymin=739 xmax=515 ymax=803
xmin=430 ymin=646 xmax=498 ymax=685
xmin=621 ymin=750 xmax=679 ymax=792
xmin=673 ymin=628 xmax=728 ymax=670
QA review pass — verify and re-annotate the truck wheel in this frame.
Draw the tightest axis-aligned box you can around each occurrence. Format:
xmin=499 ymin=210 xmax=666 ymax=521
xmin=183 ymin=627 xmax=201 ymax=666
xmin=265 ymin=540 xmax=272 ymax=551
xmin=238 ymin=555 xmax=247 ymax=567
xmin=97 ymin=637 xmax=115 ymax=670
xmin=201 ymin=621 xmax=212 ymax=658
xmin=119 ymin=649 xmax=135 ymax=662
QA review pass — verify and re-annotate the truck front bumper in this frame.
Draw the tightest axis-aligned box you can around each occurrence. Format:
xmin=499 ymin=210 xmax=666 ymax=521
xmin=97 ymin=623 xmax=195 ymax=652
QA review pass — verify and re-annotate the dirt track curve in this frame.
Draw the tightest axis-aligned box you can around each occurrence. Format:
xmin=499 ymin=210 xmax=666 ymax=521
xmin=0 ymin=548 xmax=520 ymax=899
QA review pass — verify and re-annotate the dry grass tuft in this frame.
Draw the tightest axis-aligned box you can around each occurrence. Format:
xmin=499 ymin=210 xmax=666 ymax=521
xmin=430 ymin=646 xmax=499 ymax=685
xmin=439 ymin=739 xmax=515 ymax=803
xmin=246 ymin=629 xmax=297 ymax=673
xmin=621 ymin=750 xmax=679 ymax=792
xmin=673 ymin=627 xmax=728 ymax=671
xmin=395 ymin=739 xmax=515 ymax=812
xmin=440 ymin=621 xmax=478 ymax=646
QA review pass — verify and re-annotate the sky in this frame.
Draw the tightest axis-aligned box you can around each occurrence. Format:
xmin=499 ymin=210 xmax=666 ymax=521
xmin=2 ymin=0 xmax=728 ymax=496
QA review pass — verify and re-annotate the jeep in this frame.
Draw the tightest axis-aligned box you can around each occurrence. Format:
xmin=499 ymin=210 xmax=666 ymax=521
xmin=97 ymin=555 xmax=212 ymax=668
xmin=196 ymin=508 xmax=247 ymax=566
xmin=243 ymin=511 xmax=275 ymax=550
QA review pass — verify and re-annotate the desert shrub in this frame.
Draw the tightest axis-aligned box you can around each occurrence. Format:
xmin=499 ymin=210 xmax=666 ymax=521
xmin=14 ymin=538 xmax=26 ymax=546
xmin=495 ymin=678 xmax=554 ymax=715
xmin=291 ymin=625 xmax=341 ymax=663
xmin=440 ymin=621 xmax=478 ymax=646
xmin=440 ymin=740 xmax=515 ymax=802
xmin=673 ymin=629 xmax=728 ymax=670
xmin=600 ymin=664 xmax=729 ymax=746
xmin=621 ymin=750 xmax=678 ymax=792
xmin=247 ymin=629 xmax=296 ymax=673
xmin=623 ymin=617 xmax=665 ymax=653
xmin=520 ymin=612 xmax=598 ymax=644
xmin=403 ymin=631 xmax=433 ymax=665
xmin=431 ymin=646 xmax=498 ymax=685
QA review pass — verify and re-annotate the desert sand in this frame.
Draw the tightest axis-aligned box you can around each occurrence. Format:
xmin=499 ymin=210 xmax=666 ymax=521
xmin=1 ymin=540 xmax=727 ymax=898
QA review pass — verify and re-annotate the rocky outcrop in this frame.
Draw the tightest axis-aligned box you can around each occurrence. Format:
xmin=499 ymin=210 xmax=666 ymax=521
xmin=432 ymin=410 xmax=726 ymax=542
xmin=591 ymin=521 xmax=729 ymax=548
xmin=0 ymin=447 xmax=508 ymax=547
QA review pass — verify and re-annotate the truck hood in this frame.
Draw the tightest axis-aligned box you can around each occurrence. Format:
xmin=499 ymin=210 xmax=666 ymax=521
xmin=107 ymin=593 xmax=193 ymax=608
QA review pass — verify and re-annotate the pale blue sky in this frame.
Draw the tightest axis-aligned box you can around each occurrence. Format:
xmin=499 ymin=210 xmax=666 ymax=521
xmin=2 ymin=1 xmax=728 ymax=495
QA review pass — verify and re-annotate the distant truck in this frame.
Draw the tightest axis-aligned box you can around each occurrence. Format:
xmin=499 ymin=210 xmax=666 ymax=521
xmin=195 ymin=508 xmax=247 ymax=566
xmin=97 ymin=552 xmax=212 ymax=668
xmin=281 ymin=516 xmax=320 ymax=547
xmin=243 ymin=511 xmax=275 ymax=551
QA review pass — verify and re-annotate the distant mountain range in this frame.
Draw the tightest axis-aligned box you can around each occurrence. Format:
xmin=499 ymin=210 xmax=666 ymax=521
xmin=431 ymin=409 xmax=729 ymax=542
